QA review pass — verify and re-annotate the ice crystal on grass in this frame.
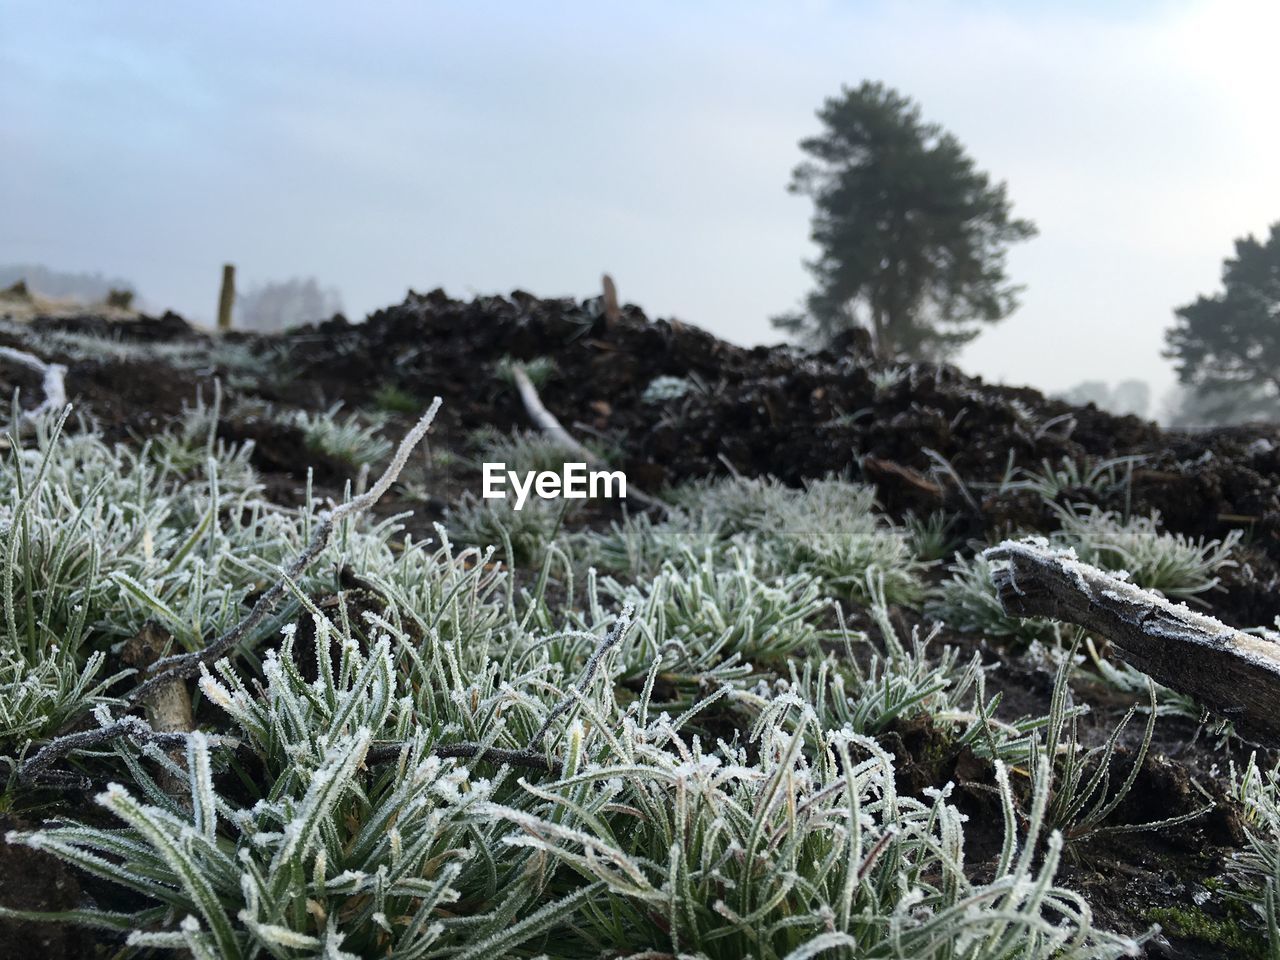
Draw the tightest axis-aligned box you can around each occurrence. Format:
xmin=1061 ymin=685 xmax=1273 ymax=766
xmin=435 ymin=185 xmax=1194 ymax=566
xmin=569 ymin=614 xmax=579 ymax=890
xmin=0 ymin=413 xmax=279 ymax=748
xmin=930 ymin=552 xmax=1059 ymax=641
xmin=471 ymin=426 xmax=607 ymax=476
xmin=1010 ymin=455 xmax=1142 ymax=503
xmin=670 ymin=476 xmax=927 ymax=604
xmin=0 ymin=409 xmax=1175 ymax=957
xmin=480 ymin=721 xmax=1139 ymax=959
xmin=740 ymin=580 xmax=1041 ymax=760
xmin=641 ymin=374 xmax=693 ymax=404
xmin=0 ymin=645 xmax=117 ymax=751
xmin=448 ymin=492 xmax=566 ymax=565
xmin=7 ymin=630 xmax=517 ymax=957
xmin=1052 ymin=506 xmax=1239 ymax=601
xmin=0 ymin=319 xmax=281 ymax=385
xmin=598 ymin=546 xmax=832 ymax=697
xmin=563 ymin=509 xmax=723 ymax=581
xmin=5 ymin=598 xmax=1142 ymax=958
xmin=146 ymin=390 xmax=258 ymax=492
xmin=1232 ymin=755 xmax=1280 ymax=949
xmin=0 ymin=409 xmax=447 ymax=757
xmin=289 ymin=403 xmax=392 ymax=467
xmin=1025 ymin=641 xmax=1210 ymax=844
xmin=904 ymin=508 xmax=959 ymax=562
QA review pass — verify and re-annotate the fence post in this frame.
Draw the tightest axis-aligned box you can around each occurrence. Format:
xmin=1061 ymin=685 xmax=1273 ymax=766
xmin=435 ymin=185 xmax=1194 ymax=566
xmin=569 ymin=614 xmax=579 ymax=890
xmin=601 ymin=273 xmax=619 ymax=328
xmin=217 ymin=263 xmax=236 ymax=331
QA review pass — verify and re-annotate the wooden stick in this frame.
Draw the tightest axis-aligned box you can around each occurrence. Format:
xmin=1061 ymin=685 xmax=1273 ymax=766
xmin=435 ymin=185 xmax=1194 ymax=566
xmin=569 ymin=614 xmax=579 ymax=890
xmin=985 ymin=539 xmax=1280 ymax=742
xmin=217 ymin=263 xmax=236 ymax=332
xmin=130 ymin=398 xmax=442 ymax=701
xmin=601 ymin=273 xmax=620 ymax=328
xmin=121 ymin=621 xmax=193 ymax=798
xmin=510 ymin=364 xmax=601 ymax=465
xmin=122 ymin=620 xmax=193 ymax=734
xmin=0 ymin=345 xmax=67 ymax=419
xmin=509 ymin=363 xmax=665 ymax=511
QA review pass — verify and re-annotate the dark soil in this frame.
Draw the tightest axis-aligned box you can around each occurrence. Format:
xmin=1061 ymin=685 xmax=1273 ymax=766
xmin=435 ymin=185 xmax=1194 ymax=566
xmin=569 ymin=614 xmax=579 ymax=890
xmin=0 ymin=816 xmax=94 ymax=958
xmin=275 ymin=290 xmax=1280 ymax=628
xmin=3 ymin=292 xmax=1279 ymax=958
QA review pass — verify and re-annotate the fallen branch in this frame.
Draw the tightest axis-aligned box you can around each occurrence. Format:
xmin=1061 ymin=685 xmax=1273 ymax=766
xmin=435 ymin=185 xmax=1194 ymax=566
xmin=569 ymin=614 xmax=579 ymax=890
xmin=20 ymin=718 xmax=193 ymax=788
xmin=862 ymin=456 xmax=944 ymax=501
xmin=510 ymin=363 xmax=665 ymax=512
xmin=0 ymin=345 xmax=67 ymax=419
xmin=130 ymin=398 xmax=442 ymax=702
xmin=986 ymin=539 xmax=1280 ymax=742
xmin=510 ymin=364 xmax=600 ymax=465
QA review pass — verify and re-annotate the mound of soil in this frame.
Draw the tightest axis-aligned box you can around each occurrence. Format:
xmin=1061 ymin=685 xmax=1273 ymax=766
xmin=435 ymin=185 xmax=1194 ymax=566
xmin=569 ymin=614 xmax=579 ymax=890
xmin=5 ymin=293 xmax=1278 ymax=628
xmin=278 ymin=289 xmax=1280 ymax=627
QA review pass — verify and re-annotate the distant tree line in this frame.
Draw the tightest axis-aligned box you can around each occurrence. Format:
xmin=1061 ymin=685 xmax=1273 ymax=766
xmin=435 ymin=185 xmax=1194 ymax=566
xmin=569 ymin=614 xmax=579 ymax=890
xmin=237 ymin=277 xmax=344 ymax=333
xmin=1056 ymin=380 xmax=1150 ymax=419
xmin=0 ymin=264 xmax=135 ymax=304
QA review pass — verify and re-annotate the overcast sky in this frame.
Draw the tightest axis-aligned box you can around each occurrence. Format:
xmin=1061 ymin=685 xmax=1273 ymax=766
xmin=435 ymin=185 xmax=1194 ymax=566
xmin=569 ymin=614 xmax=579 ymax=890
xmin=4 ymin=1 xmax=1278 ymax=407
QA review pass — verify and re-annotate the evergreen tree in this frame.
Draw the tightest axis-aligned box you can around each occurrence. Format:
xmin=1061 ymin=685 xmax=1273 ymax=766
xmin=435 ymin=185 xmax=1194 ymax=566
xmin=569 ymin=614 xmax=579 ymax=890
xmin=776 ymin=82 xmax=1036 ymax=359
xmin=1165 ymin=222 xmax=1280 ymax=406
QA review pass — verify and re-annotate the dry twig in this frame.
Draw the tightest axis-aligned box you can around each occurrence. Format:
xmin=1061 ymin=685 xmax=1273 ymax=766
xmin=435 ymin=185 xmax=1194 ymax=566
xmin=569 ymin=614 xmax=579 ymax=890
xmin=131 ymin=398 xmax=443 ymax=700
xmin=0 ymin=344 xmax=67 ymax=419
xmin=510 ymin=364 xmax=600 ymax=465
xmin=21 ymin=401 xmax=443 ymax=786
xmin=21 ymin=718 xmax=193 ymax=788
xmin=986 ymin=538 xmax=1280 ymax=742
xmin=509 ymin=363 xmax=664 ymax=511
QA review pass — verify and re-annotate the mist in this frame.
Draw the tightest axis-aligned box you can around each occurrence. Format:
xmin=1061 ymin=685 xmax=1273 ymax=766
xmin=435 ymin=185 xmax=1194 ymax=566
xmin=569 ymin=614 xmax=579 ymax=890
xmin=4 ymin=0 xmax=1279 ymax=404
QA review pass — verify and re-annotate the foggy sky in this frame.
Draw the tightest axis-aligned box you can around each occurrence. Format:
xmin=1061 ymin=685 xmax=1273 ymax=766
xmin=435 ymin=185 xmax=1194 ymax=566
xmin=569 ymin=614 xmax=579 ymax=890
xmin=4 ymin=0 xmax=1279 ymax=408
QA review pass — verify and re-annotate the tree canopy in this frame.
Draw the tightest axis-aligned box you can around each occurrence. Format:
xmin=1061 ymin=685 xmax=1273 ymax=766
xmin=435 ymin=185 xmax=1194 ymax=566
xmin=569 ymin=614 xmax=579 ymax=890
xmin=776 ymin=81 xmax=1036 ymax=360
xmin=1165 ymin=222 xmax=1280 ymax=403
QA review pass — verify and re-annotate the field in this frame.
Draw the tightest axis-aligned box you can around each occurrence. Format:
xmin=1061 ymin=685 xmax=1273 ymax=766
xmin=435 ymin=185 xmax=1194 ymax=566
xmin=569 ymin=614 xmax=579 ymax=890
xmin=1 ymin=292 xmax=1279 ymax=959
